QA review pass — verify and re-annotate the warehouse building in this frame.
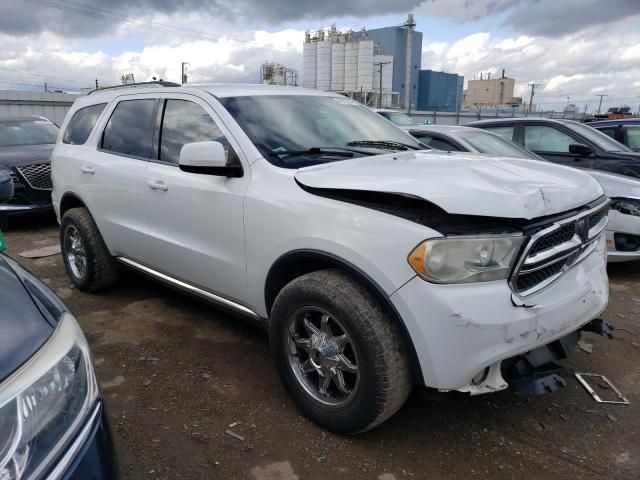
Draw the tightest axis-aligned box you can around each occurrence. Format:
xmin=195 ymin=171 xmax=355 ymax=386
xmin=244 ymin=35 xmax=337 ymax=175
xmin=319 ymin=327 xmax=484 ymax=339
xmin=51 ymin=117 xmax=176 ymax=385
xmin=416 ymin=70 xmax=464 ymax=112
xmin=0 ymin=90 xmax=79 ymax=125
xmin=463 ymin=71 xmax=523 ymax=108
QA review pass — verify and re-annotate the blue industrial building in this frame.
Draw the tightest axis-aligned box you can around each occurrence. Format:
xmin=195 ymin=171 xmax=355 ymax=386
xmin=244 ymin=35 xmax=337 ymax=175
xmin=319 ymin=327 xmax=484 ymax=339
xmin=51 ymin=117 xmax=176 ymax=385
xmin=416 ymin=70 xmax=464 ymax=112
xmin=365 ymin=25 xmax=423 ymax=109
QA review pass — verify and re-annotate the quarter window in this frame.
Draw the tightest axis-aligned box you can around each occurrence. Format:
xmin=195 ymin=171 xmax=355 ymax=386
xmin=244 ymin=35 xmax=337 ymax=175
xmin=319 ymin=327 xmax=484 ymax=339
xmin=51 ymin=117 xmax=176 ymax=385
xmin=101 ymin=99 xmax=156 ymax=158
xmin=596 ymin=127 xmax=618 ymax=141
xmin=63 ymin=103 xmax=106 ymax=145
xmin=524 ymin=125 xmax=574 ymax=153
xmin=159 ymin=100 xmax=229 ymax=165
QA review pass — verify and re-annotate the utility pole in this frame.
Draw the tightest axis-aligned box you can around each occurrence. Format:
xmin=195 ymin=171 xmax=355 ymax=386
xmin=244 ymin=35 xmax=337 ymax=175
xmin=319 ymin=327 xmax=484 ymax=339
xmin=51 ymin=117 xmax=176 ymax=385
xmin=95 ymin=78 xmax=99 ymax=90
xmin=564 ymin=96 xmax=570 ymax=118
xmin=44 ymin=82 xmax=47 ymax=92
xmin=374 ymin=61 xmax=391 ymax=108
xmin=181 ymin=62 xmax=190 ymax=85
xmin=596 ymin=94 xmax=608 ymax=115
xmin=527 ymin=83 xmax=540 ymax=114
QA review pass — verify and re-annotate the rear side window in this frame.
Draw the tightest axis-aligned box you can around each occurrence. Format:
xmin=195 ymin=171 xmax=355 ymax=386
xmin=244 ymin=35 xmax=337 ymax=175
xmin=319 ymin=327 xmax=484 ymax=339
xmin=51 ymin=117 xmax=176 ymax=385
xmin=101 ymin=99 xmax=156 ymax=158
xmin=596 ymin=127 xmax=618 ymax=141
xmin=626 ymin=126 xmax=640 ymax=151
xmin=63 ymin=103 xmax=106 ymax=145
xmin=159 ymin=99 xmax=229 ymax=165
xmin=483 ymin=126 xmax=515 ymax=141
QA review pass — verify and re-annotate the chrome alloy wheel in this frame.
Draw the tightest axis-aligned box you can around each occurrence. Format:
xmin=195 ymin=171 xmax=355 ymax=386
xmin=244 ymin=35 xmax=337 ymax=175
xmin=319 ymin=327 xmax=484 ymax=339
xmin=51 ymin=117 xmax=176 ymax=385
xmin=286 ymin=307 xmax=360 ymax=406
xmin=64 ymin=225 xmax=87 ymax=280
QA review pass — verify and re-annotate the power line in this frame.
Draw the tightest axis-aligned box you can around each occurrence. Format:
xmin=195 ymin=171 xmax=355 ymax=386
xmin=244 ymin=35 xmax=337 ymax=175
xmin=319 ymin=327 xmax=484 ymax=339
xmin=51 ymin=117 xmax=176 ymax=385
xmin=24 ymin=0 xmax=302 ymax=54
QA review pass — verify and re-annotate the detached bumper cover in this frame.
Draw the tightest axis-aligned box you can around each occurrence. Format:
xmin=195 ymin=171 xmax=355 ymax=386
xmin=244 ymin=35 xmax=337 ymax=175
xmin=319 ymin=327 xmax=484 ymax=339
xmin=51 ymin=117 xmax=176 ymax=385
xmin=391 ymin=235 xmax=608 ymax=392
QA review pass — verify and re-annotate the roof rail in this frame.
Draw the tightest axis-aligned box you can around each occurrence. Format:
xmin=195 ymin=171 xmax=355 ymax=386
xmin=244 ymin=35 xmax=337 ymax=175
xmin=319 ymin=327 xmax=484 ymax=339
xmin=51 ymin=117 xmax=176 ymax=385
xmin=87 ymin=81 xmax=181 ymax=95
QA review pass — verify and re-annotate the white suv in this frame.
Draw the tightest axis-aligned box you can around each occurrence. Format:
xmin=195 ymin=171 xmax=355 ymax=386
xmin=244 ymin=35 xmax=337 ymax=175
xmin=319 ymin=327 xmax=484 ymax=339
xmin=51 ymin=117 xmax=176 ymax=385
xmin=52 ymin=83 xmax=610 ymax=433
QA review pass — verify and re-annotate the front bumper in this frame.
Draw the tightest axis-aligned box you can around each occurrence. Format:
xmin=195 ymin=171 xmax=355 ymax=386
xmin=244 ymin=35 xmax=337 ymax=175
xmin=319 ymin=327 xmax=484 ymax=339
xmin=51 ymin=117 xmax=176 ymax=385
xmin=0 ymin=167 xmax=53 ymax=217
xmin=605 ymin=210 xmax=640 ymax=262
xmin=45 ymin=401 xmax=116 ymax=480
xmin=391 ymin=234 xmax=609 ymax=393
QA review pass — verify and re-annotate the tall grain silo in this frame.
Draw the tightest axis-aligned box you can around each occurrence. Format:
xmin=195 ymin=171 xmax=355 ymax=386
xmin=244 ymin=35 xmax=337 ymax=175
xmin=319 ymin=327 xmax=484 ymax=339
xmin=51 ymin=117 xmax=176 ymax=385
xmin=302 ymin=39 xmax=317 ymax=89
xmin=357 ymin=39 xmax=374 ymax=92
xmin=344 ymin=39 xmax=358 ymax=91
xmin=330 ymin=39 xmax=345 ymax=91
xmin=316 ymin=39 xmax=332 ymax=91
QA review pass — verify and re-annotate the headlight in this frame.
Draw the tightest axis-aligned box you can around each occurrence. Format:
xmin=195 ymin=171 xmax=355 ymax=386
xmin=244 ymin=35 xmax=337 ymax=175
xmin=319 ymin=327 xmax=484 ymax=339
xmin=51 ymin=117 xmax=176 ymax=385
xmin=610 ymin=198 xmax=640 ymax=217
xmin=408 ymin=235 xmax=524 ymax=284
xmin=0 ymin=314 xmax=98 ymax=479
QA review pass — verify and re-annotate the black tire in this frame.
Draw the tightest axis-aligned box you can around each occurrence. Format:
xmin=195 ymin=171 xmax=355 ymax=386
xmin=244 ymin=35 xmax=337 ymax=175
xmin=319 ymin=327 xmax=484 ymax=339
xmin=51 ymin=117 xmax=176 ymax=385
xmin=60 ymin=207 xmax=119 ymax=292
xmin=269 ymin=269 xmax=412 ymax=434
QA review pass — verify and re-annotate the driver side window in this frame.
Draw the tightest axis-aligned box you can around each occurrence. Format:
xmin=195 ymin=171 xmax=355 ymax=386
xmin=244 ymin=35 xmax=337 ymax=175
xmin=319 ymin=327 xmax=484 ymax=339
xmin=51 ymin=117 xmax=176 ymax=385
xmin=524 ymin=125 xmax=574 ymax=153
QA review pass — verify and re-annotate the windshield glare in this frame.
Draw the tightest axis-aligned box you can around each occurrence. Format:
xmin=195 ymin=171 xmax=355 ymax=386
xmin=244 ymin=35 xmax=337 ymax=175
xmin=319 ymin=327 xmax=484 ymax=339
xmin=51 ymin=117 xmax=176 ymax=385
xmin=458 ymin=130 xmax=540 ymax=159
xmin=220 ymin=95 xmax=422 ymax=168
xmin=0 ymin=119 xmax=59 ymax=147
xmin=566 ymin=121 xmax=632 ymax=153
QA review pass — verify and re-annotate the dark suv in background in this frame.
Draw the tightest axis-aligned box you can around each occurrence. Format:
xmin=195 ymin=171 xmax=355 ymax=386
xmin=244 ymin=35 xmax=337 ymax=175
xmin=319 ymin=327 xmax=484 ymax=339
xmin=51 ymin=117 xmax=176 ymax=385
xmin=588 ymin=118 xmax=640 ymax=152
xmin=468 ymin=117 xmax=640 ymax=178
xmin=0 ymin=115 xmax=58 ymax=227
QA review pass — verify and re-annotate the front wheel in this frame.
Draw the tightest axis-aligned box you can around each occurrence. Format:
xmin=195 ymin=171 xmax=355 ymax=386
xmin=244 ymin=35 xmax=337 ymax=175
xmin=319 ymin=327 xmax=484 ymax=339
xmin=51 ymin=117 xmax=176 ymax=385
xmin=269 ymin=269 xmax=412 ymax=434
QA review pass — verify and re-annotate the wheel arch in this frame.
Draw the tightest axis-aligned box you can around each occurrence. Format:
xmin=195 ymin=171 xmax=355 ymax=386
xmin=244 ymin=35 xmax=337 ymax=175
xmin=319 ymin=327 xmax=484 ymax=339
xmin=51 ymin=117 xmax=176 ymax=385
xmin=59 ymin=192 xmax=88 ymax=218
xmin=264 ymin=249 xmax=424 ymax=385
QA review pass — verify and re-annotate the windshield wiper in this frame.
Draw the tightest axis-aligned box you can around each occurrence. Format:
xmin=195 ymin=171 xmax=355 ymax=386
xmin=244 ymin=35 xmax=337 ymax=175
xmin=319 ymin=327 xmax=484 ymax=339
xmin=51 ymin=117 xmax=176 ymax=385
xmin=346 ymin=140 xmax=421 ymax=151
xmin=271 ymin=147 xmax=355 ymax=157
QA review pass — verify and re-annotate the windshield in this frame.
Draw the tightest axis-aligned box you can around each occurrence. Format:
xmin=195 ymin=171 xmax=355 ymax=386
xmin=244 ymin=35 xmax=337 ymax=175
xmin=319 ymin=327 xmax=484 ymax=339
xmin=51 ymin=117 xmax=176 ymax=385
xmin=457 ymin=130 xmax=541 ymax=160
xmin=0 ymin=119 xmax=59 ymax=147
xmin=380 ymin=112 xmax=415 ymax=126
xmin=565 ymin=121 xmax=632 ymax=153
xmin=219 ymin=95 xmax=422 ymax=168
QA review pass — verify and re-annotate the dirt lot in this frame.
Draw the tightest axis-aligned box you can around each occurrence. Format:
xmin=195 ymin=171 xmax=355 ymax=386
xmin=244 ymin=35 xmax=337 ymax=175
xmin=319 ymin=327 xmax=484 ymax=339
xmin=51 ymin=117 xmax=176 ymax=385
xmin=4 ymin=215 xmax=640 ymax=480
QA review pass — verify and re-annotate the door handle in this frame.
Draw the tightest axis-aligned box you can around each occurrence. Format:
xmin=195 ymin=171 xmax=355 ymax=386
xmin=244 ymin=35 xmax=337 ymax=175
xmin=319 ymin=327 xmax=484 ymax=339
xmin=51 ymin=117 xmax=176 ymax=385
xmin=80 ymin=165 xmax=95 ymax=174
xmin=147 ymin=179 xmax=168 ymax=191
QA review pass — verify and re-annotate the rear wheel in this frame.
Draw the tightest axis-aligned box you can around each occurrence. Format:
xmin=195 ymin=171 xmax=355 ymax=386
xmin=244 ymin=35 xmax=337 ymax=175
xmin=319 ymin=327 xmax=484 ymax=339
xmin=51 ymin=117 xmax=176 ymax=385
xmin=269 ymin=269 xmax=412 ymax=434
xmin=60 ymin=207 xmax=119 ymax=291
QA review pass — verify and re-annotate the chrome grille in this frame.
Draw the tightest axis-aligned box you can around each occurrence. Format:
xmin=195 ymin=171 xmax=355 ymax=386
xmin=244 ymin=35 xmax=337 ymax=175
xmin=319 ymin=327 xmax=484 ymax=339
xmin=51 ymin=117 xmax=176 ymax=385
xmin=16 ymin=163 xmax=52 ymax=190
xmin=511 ymin=201 xmax=609 ymax=297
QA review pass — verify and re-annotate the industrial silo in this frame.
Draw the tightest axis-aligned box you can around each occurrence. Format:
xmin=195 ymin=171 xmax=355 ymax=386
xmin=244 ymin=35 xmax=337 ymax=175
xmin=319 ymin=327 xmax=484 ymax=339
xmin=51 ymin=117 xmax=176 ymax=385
xmin=357 ymin=39 xmax=374 ymax=92
xmin=344 ymin=40 xmax=358 ymax=91
xmin=302 ymin=39 xmax=317 ymax=89
xmin=316 ymin=39 xmax=332 ymax=91
xmin=331 ymin=39 xmax=345 ymax=91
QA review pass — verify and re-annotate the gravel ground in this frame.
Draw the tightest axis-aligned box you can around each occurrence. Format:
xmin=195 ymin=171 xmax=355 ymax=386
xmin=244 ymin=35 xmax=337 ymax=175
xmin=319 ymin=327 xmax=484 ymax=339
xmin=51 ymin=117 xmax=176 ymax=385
xmin=4 ymin=214 xmax=640 ymax=480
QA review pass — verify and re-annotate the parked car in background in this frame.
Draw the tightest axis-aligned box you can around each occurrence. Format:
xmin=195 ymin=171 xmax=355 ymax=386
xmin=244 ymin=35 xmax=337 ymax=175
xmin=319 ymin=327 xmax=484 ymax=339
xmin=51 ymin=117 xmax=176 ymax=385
xmin=0 ymin=116 xmax=59 ymax=228
xmin=0 ymin=170 xmax=116 ymax=479
xmin=468 ymin=117 xmax=640 ymax=178
xmin=371 ymin=108 xmax=421 ymax=129
xmin=53 ymin=83 xmax=610 ymax=434
xmin=407 ymin=124 xmax=640 ymax=262
xmin=588 ymin=118 xmax=640 ymax=151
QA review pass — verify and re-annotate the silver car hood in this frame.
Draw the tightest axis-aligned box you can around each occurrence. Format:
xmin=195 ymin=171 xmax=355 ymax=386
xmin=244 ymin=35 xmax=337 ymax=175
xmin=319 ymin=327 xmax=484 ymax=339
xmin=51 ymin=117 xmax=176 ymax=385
xmin=583 ymin=169 xmax=640 ymax=199
xmin=295 ymin=150 xmax=604 ymax=220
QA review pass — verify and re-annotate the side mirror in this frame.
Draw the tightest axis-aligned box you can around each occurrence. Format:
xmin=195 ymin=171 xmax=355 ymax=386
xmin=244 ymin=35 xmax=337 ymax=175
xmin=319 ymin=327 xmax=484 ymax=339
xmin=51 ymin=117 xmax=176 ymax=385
xmin=178 ymin=141 xmax=243 ymax=177
xmin=0 ymin=171 xmax=14 ymax=203
xmin=569 ymin=143 xmax=593 ymax=156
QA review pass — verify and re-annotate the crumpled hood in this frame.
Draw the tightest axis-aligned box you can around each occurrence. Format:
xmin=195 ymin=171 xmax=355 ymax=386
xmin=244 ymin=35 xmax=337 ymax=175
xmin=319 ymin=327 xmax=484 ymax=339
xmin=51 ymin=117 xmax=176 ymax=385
xmin=295 ymin=150 xmax=604 ymax=220
xmin=0 ymin=144 xmax=53 ymax=169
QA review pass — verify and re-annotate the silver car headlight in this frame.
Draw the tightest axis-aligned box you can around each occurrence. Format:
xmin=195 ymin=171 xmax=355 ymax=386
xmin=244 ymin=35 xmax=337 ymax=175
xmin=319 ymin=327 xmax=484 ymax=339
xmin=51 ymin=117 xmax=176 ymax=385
xmin=408 ymin=235 xmax=524 ymax=283
xmin=0 ymin=313 xmax=98 ymax=480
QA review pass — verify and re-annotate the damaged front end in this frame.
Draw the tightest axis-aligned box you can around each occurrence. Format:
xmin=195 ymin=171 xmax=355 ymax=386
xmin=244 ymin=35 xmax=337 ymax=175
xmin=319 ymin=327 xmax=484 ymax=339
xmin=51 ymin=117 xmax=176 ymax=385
xmin=502 ymin=318 xmax=615 ymax=396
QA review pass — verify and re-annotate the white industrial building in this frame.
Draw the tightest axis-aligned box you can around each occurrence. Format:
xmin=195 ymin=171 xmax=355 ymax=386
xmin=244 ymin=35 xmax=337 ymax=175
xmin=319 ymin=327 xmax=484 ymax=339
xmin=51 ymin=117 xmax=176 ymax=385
xmin=303 ymin=27 xmax=396 ymax=108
